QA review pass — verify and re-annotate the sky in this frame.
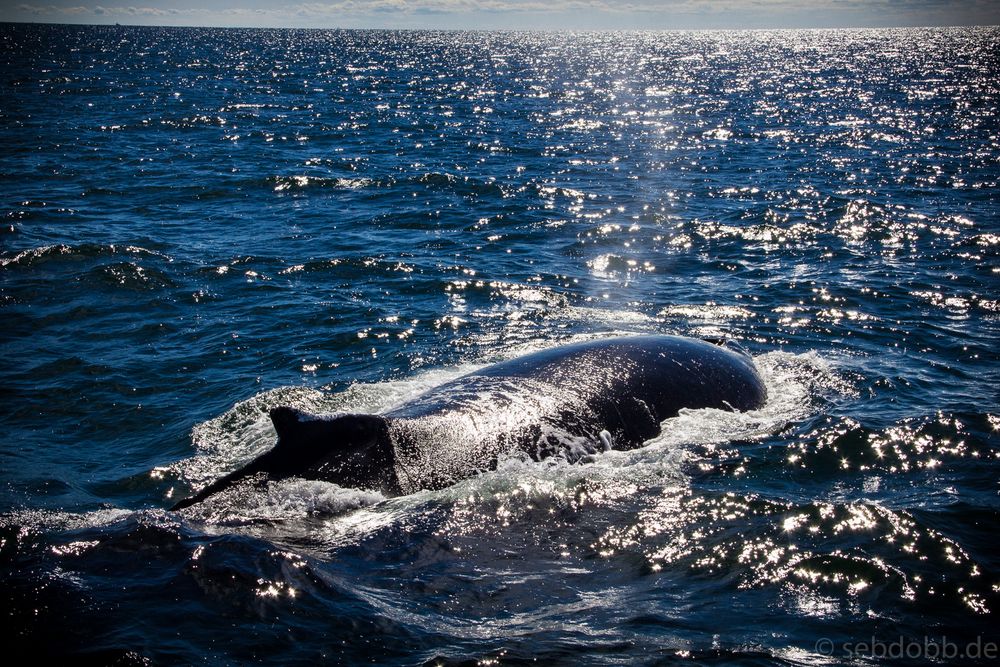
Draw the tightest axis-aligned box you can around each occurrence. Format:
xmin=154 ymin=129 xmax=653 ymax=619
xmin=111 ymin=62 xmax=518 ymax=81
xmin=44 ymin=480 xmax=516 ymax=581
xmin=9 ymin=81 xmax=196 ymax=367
xmin=1 ymin=0 xmax=998 ymax=30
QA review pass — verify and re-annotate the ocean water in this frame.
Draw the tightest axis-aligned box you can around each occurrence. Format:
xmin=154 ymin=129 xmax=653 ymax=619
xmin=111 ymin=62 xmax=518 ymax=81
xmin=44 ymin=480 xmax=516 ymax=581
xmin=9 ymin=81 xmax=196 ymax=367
xmin=1 ymin=23 xmax=998 ymax=665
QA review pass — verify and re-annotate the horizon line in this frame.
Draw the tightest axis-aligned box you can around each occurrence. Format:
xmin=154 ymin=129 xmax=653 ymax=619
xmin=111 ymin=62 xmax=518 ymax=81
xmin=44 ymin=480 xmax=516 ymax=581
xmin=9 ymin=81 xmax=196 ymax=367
xmin=3 ymin=19 xmax=998 ymax=32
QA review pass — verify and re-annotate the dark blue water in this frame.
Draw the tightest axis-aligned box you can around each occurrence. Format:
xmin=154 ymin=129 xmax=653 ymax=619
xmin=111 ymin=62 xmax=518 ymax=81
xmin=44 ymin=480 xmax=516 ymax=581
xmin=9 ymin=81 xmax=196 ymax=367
xmin=2 ymin=23 xmax=999 ymax=665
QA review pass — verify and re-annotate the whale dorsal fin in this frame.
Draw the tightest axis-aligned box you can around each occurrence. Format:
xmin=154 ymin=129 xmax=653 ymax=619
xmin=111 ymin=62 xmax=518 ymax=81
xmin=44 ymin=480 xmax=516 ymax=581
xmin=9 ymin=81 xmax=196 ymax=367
xmin=270 ymin=405 xmax=309 ymax=442
xmin=268 ymin=406 xmax=388 ymax=454
xmin=270 ymin=405 xmax=352 ymax=448
xmin=169 ymin=407 xmax=391 ymax=511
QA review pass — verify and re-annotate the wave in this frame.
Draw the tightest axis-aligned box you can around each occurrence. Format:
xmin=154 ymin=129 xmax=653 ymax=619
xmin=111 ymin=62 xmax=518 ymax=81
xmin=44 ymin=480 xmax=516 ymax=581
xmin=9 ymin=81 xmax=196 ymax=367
xmin=266 ymin=171 xmax=511 ymax=199
xmin=0 ymin=243 xmax=170 ymax=269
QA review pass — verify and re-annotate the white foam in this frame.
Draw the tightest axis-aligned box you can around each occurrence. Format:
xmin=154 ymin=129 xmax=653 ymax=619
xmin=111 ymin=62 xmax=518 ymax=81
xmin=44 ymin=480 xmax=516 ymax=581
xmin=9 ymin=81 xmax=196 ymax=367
xmin=267 ymin=479 xmax=386 ymax=515
xmin=636 ymin=349 xmax=843 ymax=458
xmin=0 ymin=507 xmax=134 ymax=533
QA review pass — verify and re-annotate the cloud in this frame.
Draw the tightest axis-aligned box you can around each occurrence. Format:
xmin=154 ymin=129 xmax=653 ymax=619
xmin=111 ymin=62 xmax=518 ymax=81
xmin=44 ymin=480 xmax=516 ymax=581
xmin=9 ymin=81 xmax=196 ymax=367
xmin=80 ymin=4 xmax=180 ymax=16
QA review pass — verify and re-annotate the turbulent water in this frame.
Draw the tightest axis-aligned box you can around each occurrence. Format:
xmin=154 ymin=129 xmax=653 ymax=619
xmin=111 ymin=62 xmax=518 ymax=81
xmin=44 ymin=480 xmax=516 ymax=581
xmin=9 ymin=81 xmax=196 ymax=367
xmin=2 ymin=23 xmax=999 ymax=665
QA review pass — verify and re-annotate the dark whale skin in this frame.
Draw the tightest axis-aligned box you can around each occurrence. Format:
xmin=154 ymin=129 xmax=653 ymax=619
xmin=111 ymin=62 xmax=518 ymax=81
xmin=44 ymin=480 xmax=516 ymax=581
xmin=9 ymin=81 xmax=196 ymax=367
xmin=169 ymin=335 xmax=766 ymax=509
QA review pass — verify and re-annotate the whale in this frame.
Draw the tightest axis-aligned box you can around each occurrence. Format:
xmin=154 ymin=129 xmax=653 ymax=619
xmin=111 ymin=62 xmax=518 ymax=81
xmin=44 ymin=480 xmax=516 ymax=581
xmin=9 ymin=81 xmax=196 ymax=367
xmin=169 ymin=335 xmax=766 ymax=510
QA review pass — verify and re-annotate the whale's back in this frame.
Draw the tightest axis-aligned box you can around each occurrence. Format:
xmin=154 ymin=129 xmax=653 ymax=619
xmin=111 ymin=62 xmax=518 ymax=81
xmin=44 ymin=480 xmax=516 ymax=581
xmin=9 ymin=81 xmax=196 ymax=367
xmin=380 ymin=335 xmax=766 ymax=492
xmin=401 ymin=335 xmax=765 ymax=417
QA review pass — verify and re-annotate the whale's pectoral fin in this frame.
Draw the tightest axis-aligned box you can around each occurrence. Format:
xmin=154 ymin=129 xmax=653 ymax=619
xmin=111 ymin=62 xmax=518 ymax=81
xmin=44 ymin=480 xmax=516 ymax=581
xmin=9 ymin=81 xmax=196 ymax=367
xmin=168 ymin=407 xmax=394 ymax=511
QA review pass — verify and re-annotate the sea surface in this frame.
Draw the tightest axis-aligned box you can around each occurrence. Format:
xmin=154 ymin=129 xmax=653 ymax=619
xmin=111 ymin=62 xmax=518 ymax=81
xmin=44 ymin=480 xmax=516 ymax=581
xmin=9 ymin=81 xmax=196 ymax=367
xmin=1 ymin=24 xmax=999 ymax=665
